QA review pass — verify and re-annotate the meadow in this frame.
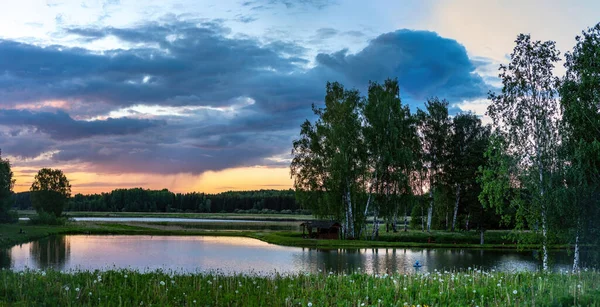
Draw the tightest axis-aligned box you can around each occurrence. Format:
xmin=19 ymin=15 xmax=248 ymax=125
xmin=0 ymin=268 xmax=598 ymax=306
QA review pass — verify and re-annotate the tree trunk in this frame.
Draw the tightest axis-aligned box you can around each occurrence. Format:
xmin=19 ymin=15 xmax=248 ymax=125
xmin=480 ymin=229 xmax=484 ymax=245
xmin=345 ymin=184 xmax=355 ymax=239
xmin=538 ymin=161 xmax=548 ymax=271
xmin=451 ymin=184 xmax=461 ymax=232
xmin=421 ymin=206 xmax=424 ymax=231
xmin=371 ymin=210 xmax=379 ymax=241
xmin=573 ymin=227 xmax=580 ymax=272
xmin=465 ymin=213 xmax=470 ymax=231
xmin=427 ymin=188 xmax=433 ymax=232
xmin=403 ymin=207 xmax=408 ymax=232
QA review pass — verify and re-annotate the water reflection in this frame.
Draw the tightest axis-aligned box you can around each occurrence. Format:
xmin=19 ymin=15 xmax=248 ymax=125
xmin=1 ymin=235 xmax=580 ymax=275
xmin=29 ymin=236 xmax=71 ymax=270
xmin=0 ymin=248 xmax=11 ymax=268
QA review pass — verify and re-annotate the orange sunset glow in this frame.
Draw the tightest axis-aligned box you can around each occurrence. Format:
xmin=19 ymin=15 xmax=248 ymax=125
xmin=12 ymin=166 xmax=293 ymax=195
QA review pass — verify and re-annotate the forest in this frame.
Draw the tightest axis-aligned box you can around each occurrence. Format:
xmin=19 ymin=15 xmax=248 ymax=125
xmin=290 ymin=26 xmax=600 ymax=271
xmin=12 ymin=189 xmax=302 ymax=214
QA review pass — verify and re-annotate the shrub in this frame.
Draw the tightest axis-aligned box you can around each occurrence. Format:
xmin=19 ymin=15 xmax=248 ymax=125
xmin=28 ymin=211 xmax=68 ymax=225
xmin=0 ymin=210 xmax=18 ymax=224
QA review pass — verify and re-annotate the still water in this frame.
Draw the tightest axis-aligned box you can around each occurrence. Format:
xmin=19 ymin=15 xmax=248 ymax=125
xmin=1 ymin=235 xmax=574 ymax=275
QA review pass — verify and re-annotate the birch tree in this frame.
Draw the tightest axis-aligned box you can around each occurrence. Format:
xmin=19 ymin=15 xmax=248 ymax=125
xmin=417 ymin=98 xmax=451 ymax=232
xmin=291 ymin=82 xmax=366 ymax=239
xmin=363 ymin=79 xmax=417 ymax=238
xmin=487 ymin=34 xmax=561 ymax=271
xmin=560 ymin=23 xmax=600 ymax=271
xmin=446 ymin=113 xmax=490 ymax=232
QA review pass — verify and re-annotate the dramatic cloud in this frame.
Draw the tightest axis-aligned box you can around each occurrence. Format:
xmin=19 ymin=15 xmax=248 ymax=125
xmin=313 ymin=30 xmax=489 ymax=104
xmin=0 ymin=20 xmax=493 ymax=176
xmin=0 ymin=109 xmax=163 ymax=140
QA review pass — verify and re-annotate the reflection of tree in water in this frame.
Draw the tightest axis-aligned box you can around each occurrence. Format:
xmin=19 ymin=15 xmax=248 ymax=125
xmin=0 ymin=248 xmax=11 ymax=269
xmin=30 ymin=235 xmax=70 ymax=270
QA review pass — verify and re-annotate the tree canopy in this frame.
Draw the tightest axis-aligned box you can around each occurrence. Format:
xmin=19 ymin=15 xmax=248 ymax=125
xmin=30 ymin=168 xmax=72 ymax=217
xmin=0 ymin=149 xmax=16 ymax=223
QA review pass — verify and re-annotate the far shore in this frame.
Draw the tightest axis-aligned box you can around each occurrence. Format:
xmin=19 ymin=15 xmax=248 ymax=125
xmin=0 ymin=219 xmax=576 ymax=251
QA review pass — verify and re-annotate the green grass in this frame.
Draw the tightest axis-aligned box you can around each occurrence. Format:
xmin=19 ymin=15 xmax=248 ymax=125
xmin=0 ymin=222 xmax=569 ymax=251
xmin=0 ymin=269 xmax=598 ymax=306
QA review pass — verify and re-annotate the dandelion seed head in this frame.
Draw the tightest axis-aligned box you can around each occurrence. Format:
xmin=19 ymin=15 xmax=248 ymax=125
xmin=513 ymin=290 xmax=518 ymax=295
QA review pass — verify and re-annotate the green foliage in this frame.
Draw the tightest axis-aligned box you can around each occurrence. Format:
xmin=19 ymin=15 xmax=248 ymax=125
xmin=363 ymin=79 xmax=418 ymax=234
xmin=485 ymin=33 xmax=561 ymax=269
xmin=0 ymin=149 xmax=17 ymax=223
xmin=416 ymin=97 xmax=452 ymax=232
xmin=291 ymin=82 xmax=367 ymax=238
xmin=30 ymin=168 xmax=72 ymax=217
xmin=0 ymin=269 xmax=599 ymax=306
xmin=28 ymin=211 xmax=68 ymax=225
xmin=558 ymin=22 xmax=600 ymax=266
xmin=12 ymin=189 xmax=299 ymax=214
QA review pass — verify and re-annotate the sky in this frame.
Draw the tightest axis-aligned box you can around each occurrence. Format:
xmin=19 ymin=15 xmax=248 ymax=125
xmin=1 ymin=0 xmax=599 ymax=195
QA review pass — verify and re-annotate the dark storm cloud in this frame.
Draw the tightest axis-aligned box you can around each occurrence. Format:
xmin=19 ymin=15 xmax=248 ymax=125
xmin=313 ymin=29 xmax=489 ymax=104
xmin=0 ymin=109 xmax=163 ymax=140
xmin=0 ymin=22 xmax=492 ymax=175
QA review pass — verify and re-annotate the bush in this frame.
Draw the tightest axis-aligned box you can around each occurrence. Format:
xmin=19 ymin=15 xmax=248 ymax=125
xmin=0 ymin=210 xmax=18 ymax=224
xmin=28 ymin=211 xmax=68 ymax=225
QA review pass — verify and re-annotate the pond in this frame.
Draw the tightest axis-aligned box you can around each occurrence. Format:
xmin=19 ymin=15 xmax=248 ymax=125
xmin=1 ymin=235 xmax=576 ymax=275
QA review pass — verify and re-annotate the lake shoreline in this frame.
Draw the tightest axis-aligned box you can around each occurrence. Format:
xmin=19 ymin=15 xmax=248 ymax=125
xmin=0 ymin=222 xmax=575 ymax=251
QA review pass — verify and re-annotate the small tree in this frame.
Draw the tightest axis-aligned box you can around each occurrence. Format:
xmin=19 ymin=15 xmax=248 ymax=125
xmin=0 ymin=149 xmax=17 ymax=223
xmin=30 ymin=168 xmax=71 ymax=217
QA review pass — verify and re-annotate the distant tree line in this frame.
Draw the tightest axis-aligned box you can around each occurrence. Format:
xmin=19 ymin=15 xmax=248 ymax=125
xmin=13 ymin=189 xmax=305 ymax=214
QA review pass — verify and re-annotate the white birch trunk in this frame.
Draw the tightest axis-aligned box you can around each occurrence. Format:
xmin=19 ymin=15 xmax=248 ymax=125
xmin=541 ymin=208 xmax=548 ymax=271
xmin=371 ymin=209 xmax=379 ymax=240
xmin=480 ymin=229 xmax=484 ymax=245
xmin=346 ymin=186 xmax=354 ymax=239
xmin=573 ymin=234 xmax=580 ymax=273
xmin=452 ymin=184 xmax=461 ymax=232
xmin=538 ymin=155 xmax=548 ymax=271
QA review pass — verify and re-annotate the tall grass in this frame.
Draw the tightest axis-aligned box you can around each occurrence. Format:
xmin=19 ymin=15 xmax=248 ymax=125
xmin=1 ymin=269 xmax=598 ymax=306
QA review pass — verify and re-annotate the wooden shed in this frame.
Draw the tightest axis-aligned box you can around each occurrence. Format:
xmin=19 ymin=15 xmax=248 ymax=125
xmin=300 ymin=220 xmax=341 ymax=240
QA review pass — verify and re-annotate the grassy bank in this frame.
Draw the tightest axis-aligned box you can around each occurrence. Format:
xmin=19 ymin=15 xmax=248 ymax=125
xmin=1 ymin=222 xmax=568 ymax=251
xmin=1 ymin=269 xmax=598 ymax=306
